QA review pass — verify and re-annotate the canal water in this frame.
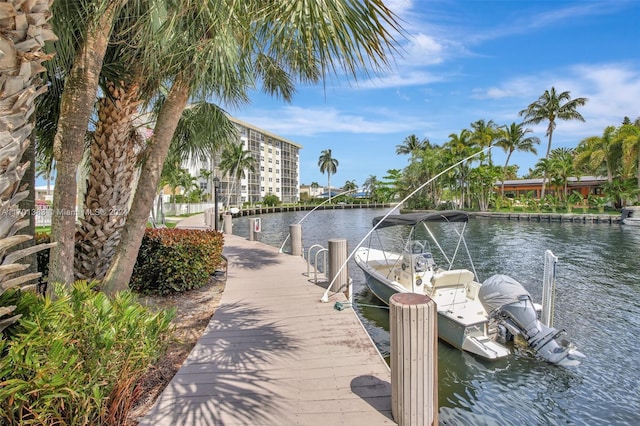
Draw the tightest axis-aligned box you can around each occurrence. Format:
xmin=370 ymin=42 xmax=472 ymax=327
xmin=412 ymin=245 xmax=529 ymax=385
xmin=232 ymin=208 xmax=640 ymax=425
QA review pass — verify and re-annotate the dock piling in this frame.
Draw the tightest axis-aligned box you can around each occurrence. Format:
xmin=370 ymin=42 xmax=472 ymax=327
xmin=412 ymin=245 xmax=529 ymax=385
xmin=390 ymin=293 xmax=438 ymax=426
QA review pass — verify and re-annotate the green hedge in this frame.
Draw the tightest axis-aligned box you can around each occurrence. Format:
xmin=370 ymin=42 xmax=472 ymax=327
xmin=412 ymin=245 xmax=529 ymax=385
xmin=0 ymin=282 xmax=173 ymax=424
xmin=130 ymin=228 xmax=224 ymax=295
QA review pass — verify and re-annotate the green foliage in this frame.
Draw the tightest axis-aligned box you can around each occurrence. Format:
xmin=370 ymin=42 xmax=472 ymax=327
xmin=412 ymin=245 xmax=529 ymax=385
xmin=0 ymin=282 xmax=173 ymax=424
xmin=35 ymin=233 xmax=51 ymax=294
xmin=131 ymin=228 xmax=224 ymax=295
xmin=262 ymin=194 xmax=280 ymax=206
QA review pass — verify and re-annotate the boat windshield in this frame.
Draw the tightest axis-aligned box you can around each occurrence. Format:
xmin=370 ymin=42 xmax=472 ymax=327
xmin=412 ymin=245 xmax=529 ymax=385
xmin=405 ymin=239 xmax=430 ymax=254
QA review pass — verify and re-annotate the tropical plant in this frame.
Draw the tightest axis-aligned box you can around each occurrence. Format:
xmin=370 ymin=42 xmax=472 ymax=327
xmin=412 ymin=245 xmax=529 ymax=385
xmin=318 ymin=149 xmax=339 ymax=200
xmin=74 ymin=81 xmax=144 ymax=281
xmin=519 ymin=87 xmax=588 ymax=199
xmin=102 ymin=0 xmax=402 ymax=294
xmin=0 ymin=282 xmax=173 ymax=424
xmin=0 ymin=0 xmax=57 ymax=328
xmin=47 ymin=0 xmax=140 ymax=286
xmin=566 ymin=190 xmax=584 ymax=213
xmin=574 ymin=126 xmax=620 ymax=183
xmin=362 ymin=175 xmax=378 ymax=197
xmin=495 ymin=122 xmax=540 ymax=195
xmin=263 ymin=194 xmax=280 ymax=207
xmin=396 ymin=134 xmax=430 ymax=159
xmin=219 ymin=142 xmax=257 ymax=207
xmin=470 ymin=119 xmax=498 ymax=166
xmin=343 ymin=180 xmax=357 ymax=192
xmin=617 ymin=121 xmax=640 ymax=202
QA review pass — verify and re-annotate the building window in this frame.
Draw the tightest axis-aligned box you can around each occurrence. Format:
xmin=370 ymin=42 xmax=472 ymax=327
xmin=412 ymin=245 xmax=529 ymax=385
xmin=200 ymin=182 xmax=207 ymax=190
xmin=268 ymin=168 xmax=272 ymax=173
xmin=260 ymin=166 xmax=264 ymax=171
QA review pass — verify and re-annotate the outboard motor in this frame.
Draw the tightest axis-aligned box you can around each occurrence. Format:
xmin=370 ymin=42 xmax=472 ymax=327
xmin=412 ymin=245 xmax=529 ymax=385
xmin=479 ymin=274 xmax=585 ymax=367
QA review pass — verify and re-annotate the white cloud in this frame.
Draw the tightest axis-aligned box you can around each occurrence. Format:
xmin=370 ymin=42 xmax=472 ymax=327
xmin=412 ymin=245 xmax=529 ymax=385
xmin=237 ymin=106 xmax=423 ymax=137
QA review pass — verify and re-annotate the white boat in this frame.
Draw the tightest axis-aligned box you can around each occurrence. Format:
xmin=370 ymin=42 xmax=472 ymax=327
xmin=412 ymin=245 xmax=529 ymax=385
xmin=621 ymin=206 xmax=640 ymax=226
xmin=354 ymin=210 xmax=584 ymax=366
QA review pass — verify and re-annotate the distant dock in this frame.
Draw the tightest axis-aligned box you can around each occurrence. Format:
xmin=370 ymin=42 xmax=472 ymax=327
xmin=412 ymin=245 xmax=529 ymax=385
xmin=139 ymin=234 xmax=395 ymax=425
xmin=472 ymin=211 xmax=621 ymax=224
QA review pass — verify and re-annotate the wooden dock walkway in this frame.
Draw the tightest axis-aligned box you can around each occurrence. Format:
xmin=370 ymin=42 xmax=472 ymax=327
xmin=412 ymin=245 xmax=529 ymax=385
xmin=139 ymin=232 xmax=394 ymax=425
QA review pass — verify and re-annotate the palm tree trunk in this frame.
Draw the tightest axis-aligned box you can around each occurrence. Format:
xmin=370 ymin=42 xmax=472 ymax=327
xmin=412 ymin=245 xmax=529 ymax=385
xmin=49 ymin=3 xmax=119 ymax=287
xmin=0 ymin=0 xmax=57 ymax=310
xmin=102 ymin=74 xmax=191 ymax=294
xmin=540 ymin=133 xmax=554 ymax=199
xmin=75 ymin=81 xmax=141 ymax=281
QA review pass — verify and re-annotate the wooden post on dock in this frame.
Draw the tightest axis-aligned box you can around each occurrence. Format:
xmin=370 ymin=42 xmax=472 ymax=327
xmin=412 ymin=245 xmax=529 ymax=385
xmin=328 ymin=239 xmax=348 ymax=294
xmin=223 ymin=213 xmax=232 ymax=234
xmin=290 ymin=224 xmax=302 ymax=256
xmin=390 ymin=293 xmax=438 ymax=426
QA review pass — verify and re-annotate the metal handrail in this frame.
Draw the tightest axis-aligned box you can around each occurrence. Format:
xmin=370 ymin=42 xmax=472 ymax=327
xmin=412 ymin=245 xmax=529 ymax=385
xmin=305 ymin=244 xmax=325 ymax=277
xmin=313 ymin=248 xmax=328 ymax=285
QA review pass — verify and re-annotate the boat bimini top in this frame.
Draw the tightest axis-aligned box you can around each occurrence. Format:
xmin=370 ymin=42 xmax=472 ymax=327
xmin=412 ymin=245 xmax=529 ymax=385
xmin=372 ymin=210 xmax=469 ymax=229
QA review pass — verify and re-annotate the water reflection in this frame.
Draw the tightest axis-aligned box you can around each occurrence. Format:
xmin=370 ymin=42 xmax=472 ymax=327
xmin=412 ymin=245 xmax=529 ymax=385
xmin=233 ymin=209 xmax=640 ymax=425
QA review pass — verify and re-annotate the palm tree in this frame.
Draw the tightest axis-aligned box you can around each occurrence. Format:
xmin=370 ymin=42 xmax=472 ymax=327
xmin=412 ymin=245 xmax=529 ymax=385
xmin=470 ymin=119 xmax=498 ymax=166
xmin=495 ymin=122 xmax=540 ymax=195
xmin=219 ymin=142 xmax=257 ymax=207
xmin=574 ymin=126 xmax=620 ymax=184
xmin=617 ymin=122 xmax=640 ymax=202
xmin=548 ymin=148 xmax=576 ymax=200
xmin=0 ymin=0 xmax=56 ymax=326
xmin=362 ymin=175 xmax=378 ymax=197
xmin=318 ymin=149 xmax=339 ymax=200
xmin=445 ymin=129 xmax=474 ymax=208
xmin=343 ymin=180 xmax=358 ymax=192
xmin=310 ymin=181 xmax=320 ymax=197
xmin=102 ymin=0 xmax=402 ymax=293
xmin=74 ymin=81 xmax=143 ymax=281
xmin=396 ymin=134 xmax=430 ymax=159
xmin=519 ymin=87 xmax=588 ymax=198
xmin=47 ymin=0 xmax=141 ymax=286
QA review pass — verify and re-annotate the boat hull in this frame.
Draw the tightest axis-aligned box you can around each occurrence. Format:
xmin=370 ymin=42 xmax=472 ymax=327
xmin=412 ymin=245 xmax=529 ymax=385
xmin=359 ymin=263 xmax=509 ymax=360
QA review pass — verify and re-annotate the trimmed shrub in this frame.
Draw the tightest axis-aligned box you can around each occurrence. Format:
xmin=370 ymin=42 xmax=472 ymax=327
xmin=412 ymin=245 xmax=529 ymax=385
xmin=130 ymin=228 xmax=224 ymax=295
xmin=0 ymin=282 xmax=173 ymax=425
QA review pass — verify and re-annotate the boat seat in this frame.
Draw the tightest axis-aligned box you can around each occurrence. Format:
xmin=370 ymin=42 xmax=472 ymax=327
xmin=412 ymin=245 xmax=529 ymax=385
xmin=430 ymin=269 xmax=474 ymax=288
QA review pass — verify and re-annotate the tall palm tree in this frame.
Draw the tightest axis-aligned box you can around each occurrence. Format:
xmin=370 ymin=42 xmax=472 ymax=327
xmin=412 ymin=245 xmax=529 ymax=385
xmin=218 ymin=142 xmax=257 ymax=207
xmin=0 ymin=0 xmax=57 ymax=326
xmin=318 ymin=149 xmax=339 ymax=200
xmin=102 ymin=0 xmax=402 ymax=293
xmin=519 ymin=87 xmax=588 ymax=198
xmin=396 ymin=134 xmax=430 ymax=159
xmin=74 ymin=81 xmax=143 ymax=281
xmin=445 ymin=129 xmax=473 ymax=208
xmin=48 ymin=0 xmax=141 ymax=286
xmin=495 ymin=122 xmax=540 ymax=195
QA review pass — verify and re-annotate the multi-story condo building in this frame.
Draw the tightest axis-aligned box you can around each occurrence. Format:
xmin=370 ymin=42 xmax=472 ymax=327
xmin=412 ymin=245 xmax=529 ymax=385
xmin=187 ymin=116 xmax=302 ymax=206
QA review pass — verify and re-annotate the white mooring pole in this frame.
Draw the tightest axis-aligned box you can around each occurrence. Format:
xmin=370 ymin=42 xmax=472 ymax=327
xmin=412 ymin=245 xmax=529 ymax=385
xmin=290 ymin=223 xmax=302 ymax=256
xmin=328 ymin=239 xmax=348 ymax=294
xmin=390 ymin=293 xmax=438 ymax=426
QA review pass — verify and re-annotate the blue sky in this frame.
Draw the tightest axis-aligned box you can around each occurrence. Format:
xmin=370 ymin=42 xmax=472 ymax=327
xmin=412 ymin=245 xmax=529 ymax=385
xmin=227 ymin=0 xmax=640 ymax=189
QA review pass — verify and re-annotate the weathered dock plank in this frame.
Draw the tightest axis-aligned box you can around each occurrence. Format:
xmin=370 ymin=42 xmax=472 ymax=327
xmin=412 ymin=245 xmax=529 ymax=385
xmin=139 ymin=234 xmax=394 ymax=426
